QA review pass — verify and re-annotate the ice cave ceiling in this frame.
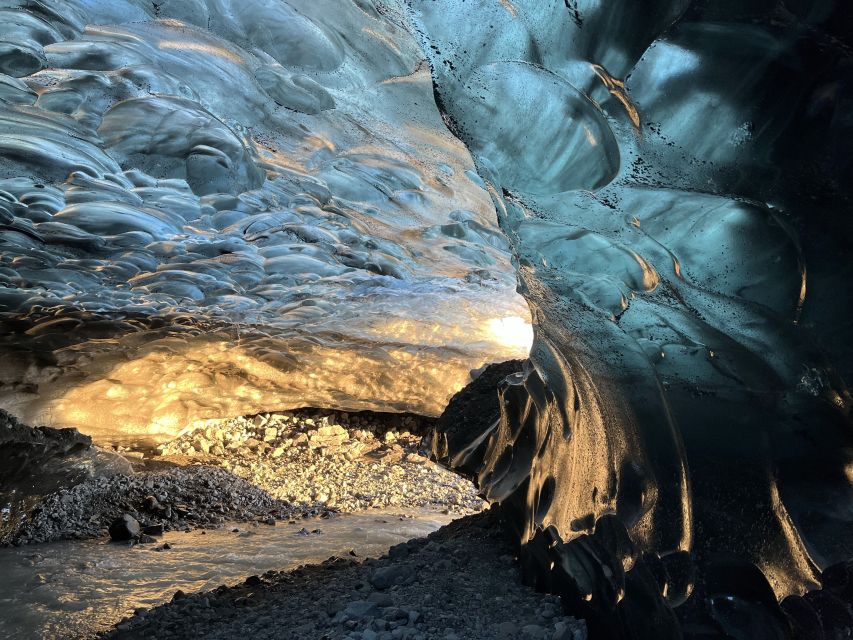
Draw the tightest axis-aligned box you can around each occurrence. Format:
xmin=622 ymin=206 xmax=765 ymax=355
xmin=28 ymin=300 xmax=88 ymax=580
xmin=0 ymin=0 xmax=852 ymax=638
xmin=0 ymin=0 xmax=533 ymax=442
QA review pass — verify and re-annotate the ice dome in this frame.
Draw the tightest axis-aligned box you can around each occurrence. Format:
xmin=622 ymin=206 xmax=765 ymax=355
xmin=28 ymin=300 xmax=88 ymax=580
xmin=0 ymin=0 xmax=531 ymax=443
xmin=0 ymin=0 xmax=851 ymax=637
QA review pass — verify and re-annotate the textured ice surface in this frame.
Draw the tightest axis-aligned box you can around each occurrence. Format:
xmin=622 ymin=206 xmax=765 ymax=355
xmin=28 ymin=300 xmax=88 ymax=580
xmin=1 ymin=1 xmax=852 ymax=636
xmin=410 ymin=0 xmax=853 ymax=637
xmin=0 ymin=0 xmax=531 ymax=443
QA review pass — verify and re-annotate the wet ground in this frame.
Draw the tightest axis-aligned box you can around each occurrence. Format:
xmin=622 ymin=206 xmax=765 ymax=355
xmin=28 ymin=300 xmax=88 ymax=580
xmin=0 ymin=511 xmax=452 ymax=639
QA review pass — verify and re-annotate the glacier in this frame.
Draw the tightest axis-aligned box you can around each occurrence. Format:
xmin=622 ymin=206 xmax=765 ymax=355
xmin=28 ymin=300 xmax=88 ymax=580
xmin=0 ymin=0 xmax=852 ymax=637
xmin=411 ymin=0 xmax=853 ymax=637
xmin=0 ymin=0 xmax=531 ymax=443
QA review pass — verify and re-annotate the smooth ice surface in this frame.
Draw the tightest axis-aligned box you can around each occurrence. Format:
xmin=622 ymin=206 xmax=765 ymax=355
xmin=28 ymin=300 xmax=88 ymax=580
xmin=0 ymin=511 xmax=451 ymax=639
xmin=0 ymin=0 xmax=531 ymax=443
xmin=410 ymin=0 xmax=853 ymax=637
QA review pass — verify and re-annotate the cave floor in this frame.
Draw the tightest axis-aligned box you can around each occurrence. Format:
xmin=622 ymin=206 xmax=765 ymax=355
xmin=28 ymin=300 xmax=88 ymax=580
xmin=8 ymin=409 xmax=483 ymax=546
xmin=0 ymin=410 xmax=588 ymax=639
xmin=0 ymin=410 xmax=586 ymax=640
xmin=104 ymin=508 xmax=586 ymax=640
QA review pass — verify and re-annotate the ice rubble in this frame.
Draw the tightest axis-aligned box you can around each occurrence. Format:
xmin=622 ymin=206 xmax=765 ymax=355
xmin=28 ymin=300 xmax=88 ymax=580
xmin=410 ymin=0 xmax=853 ymax=637
xmin=0 ymin=0 xmax=531 ymax=443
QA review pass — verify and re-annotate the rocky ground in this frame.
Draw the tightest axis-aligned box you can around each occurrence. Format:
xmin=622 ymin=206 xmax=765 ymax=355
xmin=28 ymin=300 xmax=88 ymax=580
xmin=5 ymin=373 xmax=591 ymax=640
xmin=104 ymin=508 xmax=587 ymax=640
xmin=5 ymin=409 xmax=483 ymax=545
xmin=153 ymin=409 xmax=483 ymax=513
xmin=4 ymin=372 xmax=589 ymax=639
xmin=7 ymin=465 xmax=319 ymax=545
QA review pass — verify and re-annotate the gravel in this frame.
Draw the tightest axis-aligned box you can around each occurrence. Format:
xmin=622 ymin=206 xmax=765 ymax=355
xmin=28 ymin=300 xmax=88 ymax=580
xmin=4 ymin=401 xmax=588 ymax=639
xmin=0 ymin=409 xmax=132 ymax=544
xmin=103 ymin=508 xmax=587 ymax=640
xmin=155 ymin=409 xmax=484 ymax=514
xmin=5 ymin=409 xmax=483 ymax=545
xmin=6 ymin=465 xmax=317 ymax=545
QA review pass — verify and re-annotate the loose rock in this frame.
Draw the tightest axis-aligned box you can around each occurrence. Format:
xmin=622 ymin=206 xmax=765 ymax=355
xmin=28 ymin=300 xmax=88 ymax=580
xmin=108 ymin=514 xmax=140 ymax=541
xmin=103 ymin=509 xmax=587 ymax=640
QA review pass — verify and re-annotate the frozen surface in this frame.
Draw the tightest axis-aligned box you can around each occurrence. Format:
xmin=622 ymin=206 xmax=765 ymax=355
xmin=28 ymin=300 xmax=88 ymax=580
xmin=409 ymin=0 xmax=853 ymax=637
xmin=0 ymin=0 xmax=531 ymax=443
xmin=1 ymin=1 xmax=852 ymax=637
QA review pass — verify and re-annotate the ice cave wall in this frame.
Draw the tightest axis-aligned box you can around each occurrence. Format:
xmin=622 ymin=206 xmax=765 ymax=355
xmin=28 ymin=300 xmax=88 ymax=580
xmin=1 ymin=0 xmax=852 ymax=636
xmin=0 ymin=0 xmax=531 ymax=444
xmin=410 ymin=0 xmax=853 ymax=637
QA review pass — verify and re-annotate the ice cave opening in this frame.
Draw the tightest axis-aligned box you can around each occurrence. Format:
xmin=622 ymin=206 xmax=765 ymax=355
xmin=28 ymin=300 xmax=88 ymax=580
xmin=1 ymin=0 xmax=852 ymax=639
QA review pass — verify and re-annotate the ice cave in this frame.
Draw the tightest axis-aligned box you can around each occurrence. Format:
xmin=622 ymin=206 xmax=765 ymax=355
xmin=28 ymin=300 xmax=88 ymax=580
xmin=0 ymin=0 xmax=851 ymax=638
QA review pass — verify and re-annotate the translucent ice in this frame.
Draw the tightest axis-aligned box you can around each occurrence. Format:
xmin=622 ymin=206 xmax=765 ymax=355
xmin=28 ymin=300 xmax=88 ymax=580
xmin=0 ymin=0 xmax=531 ymax=443
xmin=0 ymin=1 xmax=851 ymax=637
xmin=411 ymin=0 xmax=853 ymax=637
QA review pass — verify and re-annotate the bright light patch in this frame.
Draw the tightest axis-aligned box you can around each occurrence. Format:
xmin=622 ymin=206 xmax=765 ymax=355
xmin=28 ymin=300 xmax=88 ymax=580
xmin=487 ymin=316 xmax=534 ymax=351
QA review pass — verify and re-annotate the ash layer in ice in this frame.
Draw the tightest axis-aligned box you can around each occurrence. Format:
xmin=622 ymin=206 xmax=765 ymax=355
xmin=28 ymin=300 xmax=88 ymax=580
xmin=409 ymin=1 xmax=853 ymax=638
xmin=0 ymin=0 xmax=531 ymax=444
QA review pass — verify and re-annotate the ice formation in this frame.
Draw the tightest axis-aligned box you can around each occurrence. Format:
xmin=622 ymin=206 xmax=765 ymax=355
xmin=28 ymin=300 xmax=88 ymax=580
xmin=0 ymin=0 xmax=531 ymax=443
xmin=411 ymin=1 xmax=853 ymax=637
xmin=1 ymin=0 xmax=852 ymax=637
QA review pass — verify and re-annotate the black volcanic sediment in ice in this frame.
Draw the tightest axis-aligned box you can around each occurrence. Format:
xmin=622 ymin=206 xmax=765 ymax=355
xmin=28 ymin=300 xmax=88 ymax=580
xmin=0 ymin=1 xmax=852 ymax=638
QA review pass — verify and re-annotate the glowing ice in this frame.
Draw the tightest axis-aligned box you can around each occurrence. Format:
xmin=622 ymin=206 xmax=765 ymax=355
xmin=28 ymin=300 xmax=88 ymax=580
xmin=0 ymin=0 xmax=530 ymax=443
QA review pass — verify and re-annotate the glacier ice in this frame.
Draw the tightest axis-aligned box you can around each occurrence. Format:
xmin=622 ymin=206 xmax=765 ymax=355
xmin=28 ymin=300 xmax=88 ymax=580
xmin=410 ymin=0 xmax=853 ymax=637
xmin=0 ymin=0 xmax=531 ymax=443
xmin=0 ymin=0 xmax=851 ymax=637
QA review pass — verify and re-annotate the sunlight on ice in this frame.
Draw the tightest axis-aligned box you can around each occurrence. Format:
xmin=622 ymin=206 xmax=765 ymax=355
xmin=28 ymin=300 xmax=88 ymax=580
xmin=486 ymin=316 xmax=534 ymax=351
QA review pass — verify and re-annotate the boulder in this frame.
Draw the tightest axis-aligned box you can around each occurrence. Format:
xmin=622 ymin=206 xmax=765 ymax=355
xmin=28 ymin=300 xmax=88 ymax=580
xmin=370 ymin=564 xmax=414 ymax=590
xmin=109 ymin=514 xmax=140 ymax=541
